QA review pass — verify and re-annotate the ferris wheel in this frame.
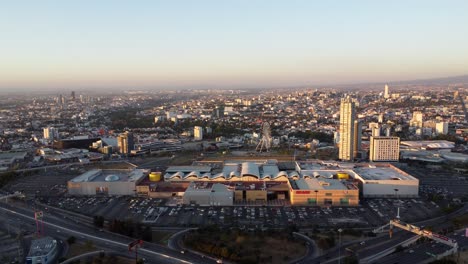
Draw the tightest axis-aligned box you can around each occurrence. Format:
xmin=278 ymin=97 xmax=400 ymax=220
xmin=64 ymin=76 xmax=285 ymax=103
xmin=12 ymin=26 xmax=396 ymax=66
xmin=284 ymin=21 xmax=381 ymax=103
xmin=256 ymin=121 xmax=272 ymax=152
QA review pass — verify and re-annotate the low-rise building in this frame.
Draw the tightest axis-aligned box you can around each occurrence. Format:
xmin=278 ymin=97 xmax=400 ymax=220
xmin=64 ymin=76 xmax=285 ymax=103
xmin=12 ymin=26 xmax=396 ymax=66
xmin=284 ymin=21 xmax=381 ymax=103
xmin=289 ymin=178 xmax=359 ymax=206
xmin=67 ymin=169 xmax=147 ymax=195
xmin=183 ymin=182 xmax=234 ymax=206
xmin=26 ymin=237 xmax=58 ymax=264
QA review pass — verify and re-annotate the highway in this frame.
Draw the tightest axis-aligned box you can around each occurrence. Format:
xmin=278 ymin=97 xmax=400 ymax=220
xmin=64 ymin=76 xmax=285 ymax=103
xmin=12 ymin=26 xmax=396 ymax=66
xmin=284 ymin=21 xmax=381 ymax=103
xmin=295 ymin=203 xmax=468 ymax=264
xmin=0 ymin=202 xmax=215 ymax=264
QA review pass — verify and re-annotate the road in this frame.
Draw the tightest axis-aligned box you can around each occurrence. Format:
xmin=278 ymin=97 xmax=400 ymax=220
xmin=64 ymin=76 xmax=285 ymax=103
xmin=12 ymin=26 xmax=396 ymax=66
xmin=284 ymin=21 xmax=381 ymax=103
xmin=295 ymin=203 xmax=468 ymax=264
xmin=167 ymin=228 xmax=224 ymax=263
xmin=0 ymin=202 xmax=216 ymax=264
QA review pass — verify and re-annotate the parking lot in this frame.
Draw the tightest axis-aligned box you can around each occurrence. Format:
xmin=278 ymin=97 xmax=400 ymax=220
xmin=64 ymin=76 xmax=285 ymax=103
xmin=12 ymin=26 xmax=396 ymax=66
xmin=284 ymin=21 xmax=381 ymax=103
xmin=362 ymin=198 xmax=441 ymax=224
xmin=404 ymin=167 xmax=468 ymax=199
xmin=4 ymin=168 xmax=81 ymax=197
xmin=38 ymin=195 xmax=443 ymax=229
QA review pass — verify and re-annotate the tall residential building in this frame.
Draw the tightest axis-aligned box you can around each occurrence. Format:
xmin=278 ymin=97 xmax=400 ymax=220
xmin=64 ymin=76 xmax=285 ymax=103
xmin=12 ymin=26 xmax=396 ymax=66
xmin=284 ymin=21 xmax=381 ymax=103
xmin=194 ymin=126 xmax=203 ymax=141
xmin=353 ymin=120 xmax=362 ymax=158
xmin=410 ymin=111 xmax=424 ymax=127
xmin=213 ymin=105 xmax=225 ymax=118
xmin=117 ymin=132 xmax=134 ymax=155
xmin=43 ymin=127 xmax=59 ymax=141
xmin=384 ymin=84 xmax=390 ymax=99
xmin=339 ymin=97 xmax=356 ymax=161
xmin=369 ymin=136 xmax=400 ymax=162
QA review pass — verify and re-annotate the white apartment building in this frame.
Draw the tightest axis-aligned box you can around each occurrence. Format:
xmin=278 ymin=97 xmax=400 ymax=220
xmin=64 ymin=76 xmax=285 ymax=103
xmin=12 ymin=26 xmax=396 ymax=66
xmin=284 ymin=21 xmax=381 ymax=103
xmin=194 ymin=126 xmax=203 ymax=141
xmin=369 ymin=136 xmax=400 ymax=162
xmin=339 ymin=97 xmax=356 ymax=161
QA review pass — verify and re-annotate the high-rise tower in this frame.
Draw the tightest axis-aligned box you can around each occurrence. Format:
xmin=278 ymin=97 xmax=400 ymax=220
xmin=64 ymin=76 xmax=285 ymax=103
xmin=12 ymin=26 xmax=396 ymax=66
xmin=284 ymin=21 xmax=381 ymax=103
xmin=194 ymin=126 xmax=203 ymax=140
xmin=384 ymin=84 xmax=390 ymax=99
xmin=339 ymin=97 xmax=356 ymax=161
xmin=117 ymin=131 xmax=134 ymax=155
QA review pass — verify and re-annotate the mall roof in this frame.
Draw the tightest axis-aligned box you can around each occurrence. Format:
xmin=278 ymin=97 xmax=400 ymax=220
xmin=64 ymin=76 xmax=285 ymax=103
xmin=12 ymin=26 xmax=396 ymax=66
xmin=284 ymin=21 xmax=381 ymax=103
xmin=165 ymin=166 xmax=212 ymax=173
xmin=70 ymin=169 xmax=147 ymax=183
xmin=293 ymin=178 xmax=357 ymax=190
xmin=353 ymin=165 xmax=417 ymax=181
xmin=165 ymin=160 xmax=290 ymax=181
xmin=400 ymin=140 xmax=455 ymax=149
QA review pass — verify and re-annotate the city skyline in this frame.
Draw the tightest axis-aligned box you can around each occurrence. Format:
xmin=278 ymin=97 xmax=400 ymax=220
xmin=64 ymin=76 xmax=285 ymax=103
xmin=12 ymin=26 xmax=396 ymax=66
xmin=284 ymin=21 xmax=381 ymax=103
xmin=1 ymin=0 xmax=468 ymax=90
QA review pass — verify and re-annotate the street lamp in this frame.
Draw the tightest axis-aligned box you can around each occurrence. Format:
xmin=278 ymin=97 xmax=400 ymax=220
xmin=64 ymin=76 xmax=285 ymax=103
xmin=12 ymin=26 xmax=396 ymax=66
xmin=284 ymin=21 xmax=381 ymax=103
xmin=338 ymin=228 xmax=343 ymax=264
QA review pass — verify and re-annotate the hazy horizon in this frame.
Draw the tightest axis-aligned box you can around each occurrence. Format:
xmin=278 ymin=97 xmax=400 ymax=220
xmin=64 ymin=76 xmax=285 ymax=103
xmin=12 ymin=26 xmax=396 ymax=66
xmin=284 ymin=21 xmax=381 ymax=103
xmin=1 ymin=1 xmax=468 ymax=90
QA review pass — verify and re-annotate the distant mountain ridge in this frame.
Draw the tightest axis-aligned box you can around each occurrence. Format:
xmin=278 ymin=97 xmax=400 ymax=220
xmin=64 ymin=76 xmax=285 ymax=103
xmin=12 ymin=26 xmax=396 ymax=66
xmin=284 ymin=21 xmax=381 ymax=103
xmin=392 ymin=74 xmax=468 ymax=85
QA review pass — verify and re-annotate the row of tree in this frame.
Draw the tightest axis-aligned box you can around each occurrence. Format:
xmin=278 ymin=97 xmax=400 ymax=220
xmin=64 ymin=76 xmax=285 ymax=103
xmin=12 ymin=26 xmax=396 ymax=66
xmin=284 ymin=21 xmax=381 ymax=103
xmin=0 ymin=171 xmax=17 ymax=188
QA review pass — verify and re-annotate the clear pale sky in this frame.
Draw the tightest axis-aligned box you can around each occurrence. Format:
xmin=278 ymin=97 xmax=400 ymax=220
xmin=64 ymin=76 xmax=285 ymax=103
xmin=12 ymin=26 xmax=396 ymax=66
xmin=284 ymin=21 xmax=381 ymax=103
xmin=1 ymin=0 xmax=467 ymax=90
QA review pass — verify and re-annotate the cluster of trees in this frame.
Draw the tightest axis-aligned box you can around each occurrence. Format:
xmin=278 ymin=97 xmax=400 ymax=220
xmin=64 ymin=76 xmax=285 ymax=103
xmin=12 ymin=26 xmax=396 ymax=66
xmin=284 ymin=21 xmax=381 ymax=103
xmin=107 ymin=109 xmax=154 ymax=129
xmin=93 ymin=215 xmax=105 ymax=228
xmin=184 ymin=225 xmax=300 ymax=264
xmin=309 ymin=230 xmax=336 ymax=250
xmin=316 ymin=235 xmax=335 ymax=250
xmin=0 ymin=171 xmax=17 ymax=188
xmin=386 ymin=99 xmax=448 ymax=109
xmin=288 ymin=131 xmax=333 ymax=143
xmin=108 ymin=219 xmax=152 ymax=242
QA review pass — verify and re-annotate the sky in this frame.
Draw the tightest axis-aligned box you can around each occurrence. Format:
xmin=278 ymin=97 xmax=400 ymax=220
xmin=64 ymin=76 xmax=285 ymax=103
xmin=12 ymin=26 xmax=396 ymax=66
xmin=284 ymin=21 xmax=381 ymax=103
xmin=0 ymin=0 xmax=467 ymax=90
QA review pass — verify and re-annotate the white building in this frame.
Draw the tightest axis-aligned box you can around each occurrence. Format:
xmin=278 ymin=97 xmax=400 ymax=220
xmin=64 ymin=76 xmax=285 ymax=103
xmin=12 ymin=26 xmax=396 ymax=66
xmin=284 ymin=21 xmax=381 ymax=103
xmin=67 ymin=169 xmax=147 ymax=195
xmin=353 ymin=164 xmax=419 ymax=198
xmin=435 ymin=122 xmax=449 ymax=135
xmin=384 ymin=84 xmax=390 ymax=99
xmin=183 ymin=182 xmax=234 ymax=206
xmin=339 ymin=97 xmax=356 ymax=161
xmin=194 ymin=126 xmax=203 ymax=141
xmin=410 ymin=111 xmax=424 ymax=127
xmin=369 ymin=136 xmax=400 ymax=162
xmin=43 ymin=127 xmax=58 ymax=141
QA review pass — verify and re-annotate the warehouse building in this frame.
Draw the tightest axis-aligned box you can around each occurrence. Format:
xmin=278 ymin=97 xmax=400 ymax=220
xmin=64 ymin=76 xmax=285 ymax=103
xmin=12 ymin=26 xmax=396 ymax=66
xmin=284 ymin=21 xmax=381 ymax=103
xmin=67 ymin=169 xmax=147 ymax=195
xmin=353 ymin=164 xmax=419 ymax=198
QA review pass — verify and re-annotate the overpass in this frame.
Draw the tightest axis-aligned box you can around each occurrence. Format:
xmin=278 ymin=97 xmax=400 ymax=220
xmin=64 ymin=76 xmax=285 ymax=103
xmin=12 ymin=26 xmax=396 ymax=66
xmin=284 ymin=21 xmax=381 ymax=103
xmin=0 ymin=191 xmax=25 ymax=201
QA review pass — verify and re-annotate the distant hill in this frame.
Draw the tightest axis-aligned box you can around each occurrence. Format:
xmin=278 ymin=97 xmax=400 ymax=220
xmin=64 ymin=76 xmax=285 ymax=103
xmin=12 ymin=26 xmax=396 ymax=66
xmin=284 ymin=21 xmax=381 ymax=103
xmin=334 ymin=74 xmax=468 ymax=91
xmin=392 ymin=74 xmax=468 ymax=85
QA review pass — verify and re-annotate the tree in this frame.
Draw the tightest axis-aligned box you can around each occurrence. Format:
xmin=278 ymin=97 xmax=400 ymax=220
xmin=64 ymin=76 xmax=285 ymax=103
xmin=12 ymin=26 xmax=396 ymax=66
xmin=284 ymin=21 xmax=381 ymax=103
xmin=93 ymin=215 xmax=104 ymax=228
xmin=344 ymin=256 xmax=359 ymax=264
xmin=84 ymin=240 xmax=94 ymax=250
xmin=67 ymin=236 xmax=76 ymax=245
